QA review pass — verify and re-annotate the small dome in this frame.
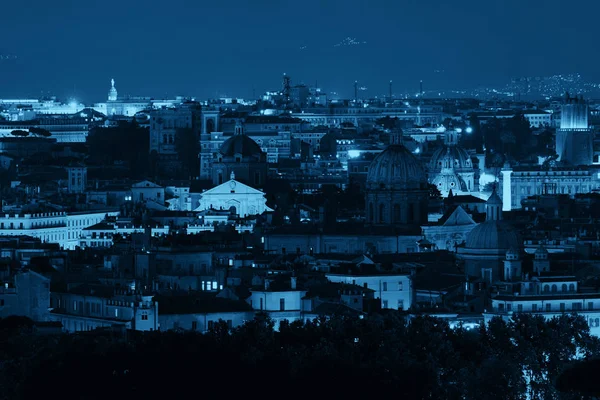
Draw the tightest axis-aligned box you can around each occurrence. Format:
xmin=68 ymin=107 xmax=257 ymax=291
xmin=366 ymin=144 xmax=427 ymax=188
xmin=220 ymin=135 xmax=263 ymax=158
xmin=429 ymin=145 xmax=472 ymax=172
xmin=465 ymin=221 xmax=520 ymax=250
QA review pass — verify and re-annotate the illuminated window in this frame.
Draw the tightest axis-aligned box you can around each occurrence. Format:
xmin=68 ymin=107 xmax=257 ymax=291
xmin=212 ymin=281 xmax=217 ymax=290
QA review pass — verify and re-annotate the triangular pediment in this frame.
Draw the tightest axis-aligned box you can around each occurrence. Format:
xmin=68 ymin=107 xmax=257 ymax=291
xmin=132 ymin=180 xmax=162 ymax=189
xmin=442 ymin=205 xmax=476 ymax=226
xmin=200 ymin=179 xmax=265 ymax=196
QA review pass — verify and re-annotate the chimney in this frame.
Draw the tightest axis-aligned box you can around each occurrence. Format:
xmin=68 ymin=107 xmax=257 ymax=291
xmin=290 ymin=276 xmax=297 ymax=290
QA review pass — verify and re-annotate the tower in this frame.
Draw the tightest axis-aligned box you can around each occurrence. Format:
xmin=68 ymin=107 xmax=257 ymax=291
xmin=555 ymin=93 xmax=592 ymax=166
xmin=533 ymin=245 xmax=550 ymax=274
xmin=503 ymin=248 xmax=522 ymax=281
xmin=500 ymin=163 xmax=513 ymax=212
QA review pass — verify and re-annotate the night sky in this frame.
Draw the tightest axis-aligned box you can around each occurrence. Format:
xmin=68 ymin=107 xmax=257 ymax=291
xmin=0 ymin=0 xmax=598 ymax=102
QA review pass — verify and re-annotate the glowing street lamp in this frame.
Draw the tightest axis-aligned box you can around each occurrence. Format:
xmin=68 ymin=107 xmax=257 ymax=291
xmin=465 ymin=127 xmax=473 ymax=134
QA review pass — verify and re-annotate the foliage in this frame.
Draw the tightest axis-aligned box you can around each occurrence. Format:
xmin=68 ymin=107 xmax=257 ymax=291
xmin=10 ymin=130 xmax=29 ymax=137
xmin=1 ymin=313 xmax=599 ymax=399
xmin=28 ymin=127 xmax=51 ymax=137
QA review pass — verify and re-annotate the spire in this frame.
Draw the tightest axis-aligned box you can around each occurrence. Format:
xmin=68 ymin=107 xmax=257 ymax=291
xmin=230 ymin=171 xmax=235 ymax=180
xmin=486 ymin=184 xmax=503 ymax=221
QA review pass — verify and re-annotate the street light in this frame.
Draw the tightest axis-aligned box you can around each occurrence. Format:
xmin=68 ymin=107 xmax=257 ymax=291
xmin=465 ymin=127 xmax=473 ymax=134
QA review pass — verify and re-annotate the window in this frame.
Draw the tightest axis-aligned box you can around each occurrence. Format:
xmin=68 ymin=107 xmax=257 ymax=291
xmin=560 ymin=303 xmax=565 ymax=312
xmin=279 ymin=298 xmax=285 ymax=311
xmin=191 ymin=321 xmax=197 ymax=331
xmin=398 ymin=282 xmax=404 ymax=291
xmin=382 ymin=300 xmax=388 ymax=309
xmin=115 ymin=309 xmax=119 ymax=317
xmin=532 ymin=304 xmax=538 ymax=312
xmin=207 ymin=321 xmax=214 ymax=330
xmin=397 ymin=300 xmax=404 ymax=310
xmin=546 ymin=303 xmax=551 ymax=312
xmin=588 ymin=302 xmax=594 ymax=310
xmin=212 ymin=281 xmax=217 ymax=290
xmin=227 ymin=320 xmax=233 ymax=329
xmin=141 ymin=313 xmax=148 ymax=321
xmin=573 ymin=303 xmax=582 ymax=311
xmin=382 ymin=282 xmax=388 ymax=291
xmin=517 ymin=304 xmax=523 ymax=312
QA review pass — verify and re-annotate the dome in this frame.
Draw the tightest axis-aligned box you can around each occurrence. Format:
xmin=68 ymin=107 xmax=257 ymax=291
xmin=429 ymin=145 xmax=472 ymax=172
xmin=366 ymin=144 xmax=427 ymax=188
xmin=465 ymin=221 xmax=520 ymax=250
xmin=220 ymin=135 xmax=263 ymax=158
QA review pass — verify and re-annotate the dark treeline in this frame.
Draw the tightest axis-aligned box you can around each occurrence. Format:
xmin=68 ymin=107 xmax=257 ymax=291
xmin=1 ymin=313 xmax=598 ymax=400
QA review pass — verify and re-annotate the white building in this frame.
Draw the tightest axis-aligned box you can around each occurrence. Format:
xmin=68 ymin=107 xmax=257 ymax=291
xmin=0 ymin=210 xmax=120 ymax=250
xmin=247 ymin=277 xmax=307 ymax=329
xmin=326 ymin=273 xmax=413 ymax=311
xmin=131 ymin=181 xmax=165 ymax=205
xmin=193 ymin=172 xmax=273 ymax=218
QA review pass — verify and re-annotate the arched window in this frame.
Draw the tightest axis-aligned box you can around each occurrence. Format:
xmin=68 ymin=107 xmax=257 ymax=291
xmin=561 ymin=284 xmax=567 ymax=292
xmin=569 ymin=283 xmax=575 ymax=292
xmin=393 ymin=204 xmax=401 ymax=223
xmin=543 ymin=285 xmax=549 ymax=293
xmin=379 ymin=204 xmax=385 ymax=224
xmin=551 ymin=284 xmax=558 ymax=293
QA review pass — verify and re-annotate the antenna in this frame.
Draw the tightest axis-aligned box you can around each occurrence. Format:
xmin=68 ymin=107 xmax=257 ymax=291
xmin=420 ymin=80 xmax=423 ymax=97
xmin=389 ymin=80 xmax=393 ymax=102
xmin=354 ymin=80 xmax=358 ymax=103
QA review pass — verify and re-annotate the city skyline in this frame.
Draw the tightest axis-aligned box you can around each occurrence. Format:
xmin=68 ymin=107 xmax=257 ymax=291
xmin=1 ymin=0 xmax=600 ymax=102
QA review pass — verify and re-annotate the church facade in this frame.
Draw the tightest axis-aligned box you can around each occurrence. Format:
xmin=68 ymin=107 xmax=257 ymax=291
xmin=193 ymin=172 xmax=273 ymax=217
